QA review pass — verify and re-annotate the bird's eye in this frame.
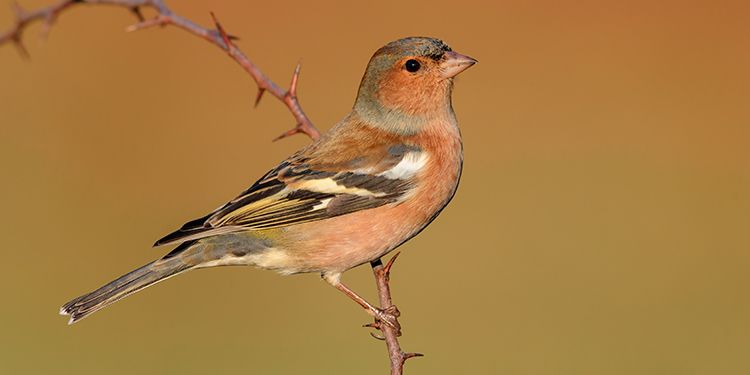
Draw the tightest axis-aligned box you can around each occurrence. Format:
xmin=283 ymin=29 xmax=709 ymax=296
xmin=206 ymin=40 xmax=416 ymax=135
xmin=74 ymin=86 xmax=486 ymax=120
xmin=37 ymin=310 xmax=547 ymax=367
xmin=404 ymin=59 xmax=421 ymax=73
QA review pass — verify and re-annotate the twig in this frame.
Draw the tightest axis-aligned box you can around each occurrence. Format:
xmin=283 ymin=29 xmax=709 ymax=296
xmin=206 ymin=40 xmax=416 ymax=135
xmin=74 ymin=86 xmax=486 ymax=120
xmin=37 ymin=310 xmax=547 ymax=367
xmin=0 ymin=0 xmax=320 ymax=141
xmin=1 ymin=1 xmax=417 ymax=373
xmin=371 ymin=253 xmax=423 ymax=375
xmin=0 ymin=0 xmax=76 ymax=58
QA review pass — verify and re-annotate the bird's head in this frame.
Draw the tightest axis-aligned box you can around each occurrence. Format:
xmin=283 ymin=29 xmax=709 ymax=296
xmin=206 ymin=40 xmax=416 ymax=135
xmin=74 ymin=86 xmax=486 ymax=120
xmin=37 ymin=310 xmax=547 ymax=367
xmin=353 ymin=37 xmax=476 ymax=134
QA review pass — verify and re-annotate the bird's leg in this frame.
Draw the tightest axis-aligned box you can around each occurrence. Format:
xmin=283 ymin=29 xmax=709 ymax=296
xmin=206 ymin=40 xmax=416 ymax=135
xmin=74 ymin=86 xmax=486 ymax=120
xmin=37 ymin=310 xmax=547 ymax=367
xmin=322 ymin=273 xmax=401 ymax=334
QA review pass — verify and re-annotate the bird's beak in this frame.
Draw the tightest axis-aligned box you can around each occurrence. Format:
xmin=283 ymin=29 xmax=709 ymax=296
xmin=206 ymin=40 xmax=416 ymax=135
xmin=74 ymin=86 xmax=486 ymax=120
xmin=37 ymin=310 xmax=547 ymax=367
xmin=440 ymin=51 xmax=478 ymax=79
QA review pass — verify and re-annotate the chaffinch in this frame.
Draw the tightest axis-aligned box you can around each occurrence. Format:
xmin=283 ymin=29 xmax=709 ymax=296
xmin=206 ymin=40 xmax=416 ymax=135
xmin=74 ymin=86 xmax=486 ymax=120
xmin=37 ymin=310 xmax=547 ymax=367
xmin=60 ymin=37 xmax=476 ymax=325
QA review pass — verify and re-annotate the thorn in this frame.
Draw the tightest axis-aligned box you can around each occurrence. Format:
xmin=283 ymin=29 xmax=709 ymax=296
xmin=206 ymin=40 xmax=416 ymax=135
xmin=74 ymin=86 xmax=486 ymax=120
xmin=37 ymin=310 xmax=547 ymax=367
xmin=40 ymin=23 xmax=51 ymax=40
xmin=130 ymin=6 xmax=145 ymax=22
xmin=363 ymin=322 xmax=381 ymax=330
xmin=12 ymin=1 xmax=26 ymax=19
xmin=209 ymin=11 xmax=231 ymax=50
xmin=210 ymin=30 xmax=240 ymax=41
xmin=383 ymin=251 xmax=402 ymax=277
xmin=125 ymin=17 xmax=164 ymax=33
xmin=12 ymin=36 xmax=30 ymax=60
xmin=254 ymin=87 xmax=265 ymax=107
xmin=272 ymin=125 xmax=301 ymax=142
xmin=363 ymin=321 xmax=388 ymax=340
xmin=125 ymin=20 xmax=149 ymax=32
xmin=40 ymin=13 xmax=56 ymax=40
xmin=369 ymin=332 xmax=386 ymax=341
xmin=403 ymin=352 xmax=424 ymax=360
xmin=288 ymin=62 xmax=301 ymax=97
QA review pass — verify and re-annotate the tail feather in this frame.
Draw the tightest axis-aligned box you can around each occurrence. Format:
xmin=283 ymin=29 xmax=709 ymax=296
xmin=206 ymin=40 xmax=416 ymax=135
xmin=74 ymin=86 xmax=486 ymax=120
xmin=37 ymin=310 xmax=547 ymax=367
xmin=60 ymin=258 xmax=193 ymax=324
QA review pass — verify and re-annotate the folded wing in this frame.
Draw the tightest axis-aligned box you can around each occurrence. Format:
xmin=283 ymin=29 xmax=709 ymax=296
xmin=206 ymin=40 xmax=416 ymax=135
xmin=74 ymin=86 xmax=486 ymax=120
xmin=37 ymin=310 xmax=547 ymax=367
xmin=154 ymin=143 xmax=427 ymax=247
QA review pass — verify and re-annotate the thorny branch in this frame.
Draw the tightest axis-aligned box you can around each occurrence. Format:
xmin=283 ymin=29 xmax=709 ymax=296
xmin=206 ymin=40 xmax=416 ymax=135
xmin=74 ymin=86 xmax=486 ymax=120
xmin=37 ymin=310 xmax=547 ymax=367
xmin=1 ymin=1 xmax=421 ymax=373
xmin=0 ymin=0 xmax=319 ymax=141
xmin=370 ymin=253 xmax=424 ymax=375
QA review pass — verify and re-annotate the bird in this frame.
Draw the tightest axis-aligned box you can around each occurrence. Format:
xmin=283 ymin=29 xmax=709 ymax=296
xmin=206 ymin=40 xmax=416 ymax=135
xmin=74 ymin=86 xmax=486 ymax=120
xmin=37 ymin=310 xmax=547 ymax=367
xmin=60 ymin=36 xmax=476 ymax=326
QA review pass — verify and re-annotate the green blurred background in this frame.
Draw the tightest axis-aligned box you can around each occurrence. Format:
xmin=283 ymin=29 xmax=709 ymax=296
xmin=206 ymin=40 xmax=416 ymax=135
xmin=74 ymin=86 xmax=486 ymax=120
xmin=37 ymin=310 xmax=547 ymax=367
xmin=1 ymin=0 xmax=748 ymax=374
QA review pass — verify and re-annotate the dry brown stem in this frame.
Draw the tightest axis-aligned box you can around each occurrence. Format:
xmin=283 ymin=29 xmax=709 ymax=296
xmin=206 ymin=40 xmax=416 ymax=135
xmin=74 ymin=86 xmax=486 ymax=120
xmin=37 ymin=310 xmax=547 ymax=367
xmin=371 ymin=253 xmax=424 ymax=374
xmin=1 ymin=0 xmax=319 ymax=140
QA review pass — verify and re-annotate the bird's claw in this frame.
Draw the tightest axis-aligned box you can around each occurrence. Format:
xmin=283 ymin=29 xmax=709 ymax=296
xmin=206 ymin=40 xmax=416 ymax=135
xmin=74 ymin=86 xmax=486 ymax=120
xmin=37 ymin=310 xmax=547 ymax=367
xmin=364 ymin=305 xmax=402 ymax=337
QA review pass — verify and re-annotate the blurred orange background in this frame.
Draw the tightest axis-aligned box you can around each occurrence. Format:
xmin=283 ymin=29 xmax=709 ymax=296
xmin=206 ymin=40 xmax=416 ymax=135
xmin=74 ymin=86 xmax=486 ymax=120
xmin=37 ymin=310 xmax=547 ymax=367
xmin=1 ymin=0 xmax=748 ymax=374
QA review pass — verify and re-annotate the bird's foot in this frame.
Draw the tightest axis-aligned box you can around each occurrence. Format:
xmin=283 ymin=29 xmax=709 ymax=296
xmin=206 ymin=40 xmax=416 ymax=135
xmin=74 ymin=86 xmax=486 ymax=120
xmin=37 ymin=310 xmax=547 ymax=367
xmin=363 ymin=305 xmax=402 ymax=338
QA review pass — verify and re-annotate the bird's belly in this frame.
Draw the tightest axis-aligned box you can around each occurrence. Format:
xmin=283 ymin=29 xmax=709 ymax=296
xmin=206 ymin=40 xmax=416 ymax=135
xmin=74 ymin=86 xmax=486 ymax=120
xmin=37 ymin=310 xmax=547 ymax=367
xmin=279 ymin=204 xmax=425 ymax=273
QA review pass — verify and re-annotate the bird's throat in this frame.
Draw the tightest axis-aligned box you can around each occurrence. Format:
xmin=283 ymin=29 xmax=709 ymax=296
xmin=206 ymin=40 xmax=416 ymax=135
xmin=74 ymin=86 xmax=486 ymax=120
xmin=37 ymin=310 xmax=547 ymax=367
xmin=353 ymin=96 xmax=427 ymax=135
